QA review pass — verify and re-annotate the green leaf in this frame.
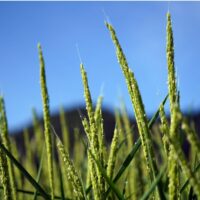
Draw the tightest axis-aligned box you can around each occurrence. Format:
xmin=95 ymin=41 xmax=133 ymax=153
xmin=148 ymin=94 xmax=168 ymax=130
xmin=140 ymin=164 xmax=167 ymax=200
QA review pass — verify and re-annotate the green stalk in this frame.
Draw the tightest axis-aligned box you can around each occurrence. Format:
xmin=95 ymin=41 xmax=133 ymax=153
xmin=166 ymin=13 xmax=177 ymax=114
xmin=168 ymin=106 xmax=180 ymax=200
xmin=107 ymin=126 xmax=119 ymax=179
xmin=0 ymin=144 xmax=12 ymax=200
xmin=38 ymin=44 xmax=54 ymax=200
xmin=80 ymin=64 xmax=103 ymax=199
xmin=165 ymin=109 xmax=200 ymax=197
xmin=166 ymin=13 xmax=180 ymax=200
xmin=0 ymin=96 xmax=17 ymax=200
xmin=181 ymin=118 xmax=200 ymax=157
xmin=94 ymin=96 xmax=105 ymax=167
xmin=80 ymin=64 xmax=99 ymax=157
xmin=159 ymin=104 xmax=170 ymax=156
xmin=106 ymin=22 xmax=153 ymax=179
xmin=57 ymin=138 xmax=86 ymax=200
xmin=106 ymin=22 xmax=164 ymax=199
xmin=94 ymin=97 xmax=106 ymax=194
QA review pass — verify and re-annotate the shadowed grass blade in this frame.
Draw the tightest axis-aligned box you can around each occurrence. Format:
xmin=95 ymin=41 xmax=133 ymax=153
xmin=148 ymin=94 xmax=168 ymax=129
xmin=140 ymin=164 xmax=167 ymax=200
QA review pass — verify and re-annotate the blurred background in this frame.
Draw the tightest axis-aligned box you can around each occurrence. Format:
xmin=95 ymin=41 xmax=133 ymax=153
xmin=0 ymin=2 xmax=200 ymax=132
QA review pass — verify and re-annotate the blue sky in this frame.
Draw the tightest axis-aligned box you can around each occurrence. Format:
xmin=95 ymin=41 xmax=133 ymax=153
xmin=0 ymin=2 xmax=200 ymax=131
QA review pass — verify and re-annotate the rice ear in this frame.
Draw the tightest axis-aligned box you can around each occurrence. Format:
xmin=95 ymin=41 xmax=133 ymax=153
xmin=38 ymin=44 xmax=54 ymax=200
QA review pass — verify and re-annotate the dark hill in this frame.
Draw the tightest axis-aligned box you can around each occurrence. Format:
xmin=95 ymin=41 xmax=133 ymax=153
xmin=10 ymin=106 xmax=200 ymax=156
xmin=11 ymin=107 xmax=120 ymax=155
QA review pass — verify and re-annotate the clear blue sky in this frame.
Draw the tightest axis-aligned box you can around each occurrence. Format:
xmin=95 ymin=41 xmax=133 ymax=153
xmin=0 ymin=2 xmax=200 ymax=131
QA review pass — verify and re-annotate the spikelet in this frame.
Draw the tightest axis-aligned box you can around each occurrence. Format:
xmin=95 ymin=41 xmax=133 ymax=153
xmin=80 ymin=64 xmax=99 ymax=157
xmin=94 ymin=98 xmax=106 ymax=194
xmin=0 ymin=145 xmax=12 ymax=200
xmin=81 ymin=117 xmax=90 ymax=141
xmin=106 ymin=23 xmax=158 ymax=186
xmin=57 ymin=136 xmax=73 ymax=198
xmin=81 ymin=116 xmax=95 ymax=194
xmin=38 ymin=44 xmax=54 ymax=200
xmin=107 ymin=126 xmax=119 ymax=179
xmin=80 ymin=64 xmax=102 ymax=199
xmin=166 ymin=13 xmax=180 ymax=200
xmin=95 ymin=108 xmax=105 ymax=165
xmin=0 ymin=96 xmax=17 ymax=200
xmin=168 ymin=105 xmax=181 ymax=200
xmin=159 ymin=104 xmax=170 ymax=155
xmin=94 ymin=96 xmax=105 ymax=165
xmin=165 ymin=109 xmax=200 ymax=197
xmin=166 ymin=13 xmax=177 ymax=114
xmin=57 ymin=138 xmax=86 ymax=200
xmin=115 ymin=109 xmax=125 ymax=143
xmin=94 ymin=96 xmax=103 ymax=119
xmin=181 ymin=118 xmax=200 ymax=157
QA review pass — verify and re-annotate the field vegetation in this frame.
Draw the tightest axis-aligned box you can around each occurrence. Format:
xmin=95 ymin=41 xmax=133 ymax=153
xmin=0 ymin=12 xmax=200 ymax=200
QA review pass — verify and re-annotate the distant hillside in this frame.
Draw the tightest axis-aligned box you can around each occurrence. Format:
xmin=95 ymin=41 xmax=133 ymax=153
xmin=10 ymin=106 xmax=200 ymax=156
xmin=11 ymin=107 xmax=119 ymax=155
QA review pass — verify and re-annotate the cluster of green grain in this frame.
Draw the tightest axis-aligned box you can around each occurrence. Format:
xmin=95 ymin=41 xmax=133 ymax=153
xmin=0 ymin=11 xmax=199 ymax=200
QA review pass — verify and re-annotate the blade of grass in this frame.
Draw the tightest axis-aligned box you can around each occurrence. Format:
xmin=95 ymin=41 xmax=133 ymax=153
xmin=0 ymin=142 xmax=50 ymax=200
xmin=148 ymin=94 xmax=168 ymax=129
xmin=116 ymin=138 xmax=126 ymax=155
xmin=140 ymin=163 xmax=167 ymax=200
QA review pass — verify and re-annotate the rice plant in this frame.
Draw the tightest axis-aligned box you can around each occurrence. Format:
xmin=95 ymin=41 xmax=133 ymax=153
xmin=0 ymin=12 xmax=199 ymax=200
